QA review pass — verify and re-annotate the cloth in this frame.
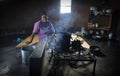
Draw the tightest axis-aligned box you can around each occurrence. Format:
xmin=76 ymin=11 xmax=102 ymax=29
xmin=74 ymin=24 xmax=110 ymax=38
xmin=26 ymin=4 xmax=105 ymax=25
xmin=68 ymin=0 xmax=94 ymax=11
xmin=33 ymin=20 xmax=55 ymax=41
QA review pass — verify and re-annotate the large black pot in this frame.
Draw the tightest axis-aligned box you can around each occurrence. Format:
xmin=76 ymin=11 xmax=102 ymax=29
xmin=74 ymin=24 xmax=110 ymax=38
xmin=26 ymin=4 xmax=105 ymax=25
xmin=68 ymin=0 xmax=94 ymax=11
xmin=50 ymin=32 xmax=71 ymax=53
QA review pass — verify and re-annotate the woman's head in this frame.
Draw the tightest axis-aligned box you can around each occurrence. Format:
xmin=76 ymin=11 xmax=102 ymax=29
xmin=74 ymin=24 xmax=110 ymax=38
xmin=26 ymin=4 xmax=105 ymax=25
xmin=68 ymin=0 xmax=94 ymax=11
xmin=41 ymin=15 xmax=48 ymax=22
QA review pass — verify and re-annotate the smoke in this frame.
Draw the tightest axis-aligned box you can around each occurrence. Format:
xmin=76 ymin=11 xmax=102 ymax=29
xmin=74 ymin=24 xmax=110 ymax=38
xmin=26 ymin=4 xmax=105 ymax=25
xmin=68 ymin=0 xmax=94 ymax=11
xmin=55 ymin=14 xmax=73 ymax=33
xmin=47 ymin=8 xmax=80 ymax=51
xmin=47 ymin=8 xmax=77 ymax=33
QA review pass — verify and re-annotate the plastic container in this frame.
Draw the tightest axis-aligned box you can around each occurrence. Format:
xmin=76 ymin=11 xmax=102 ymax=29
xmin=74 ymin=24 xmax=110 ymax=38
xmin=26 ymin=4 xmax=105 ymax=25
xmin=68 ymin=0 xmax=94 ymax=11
xmin=21 ymin=46 xmax=35 ymax=64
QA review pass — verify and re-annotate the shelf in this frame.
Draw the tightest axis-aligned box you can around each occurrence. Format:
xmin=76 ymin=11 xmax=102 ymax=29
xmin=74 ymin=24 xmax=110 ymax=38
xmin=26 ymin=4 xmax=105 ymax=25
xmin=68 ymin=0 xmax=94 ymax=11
xmin=88 ymin=26 xmax=110 ymax=31
xmin=88 ymin=7 xmax=113 ymax=40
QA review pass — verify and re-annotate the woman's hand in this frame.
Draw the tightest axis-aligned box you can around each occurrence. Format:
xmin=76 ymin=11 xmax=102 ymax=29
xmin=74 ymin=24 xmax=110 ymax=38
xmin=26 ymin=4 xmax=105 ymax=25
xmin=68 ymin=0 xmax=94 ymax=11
xmin=25 ymin=41 xmax=32 ymax=44
xmin=25 ymin=33 xmax=35 ymax=44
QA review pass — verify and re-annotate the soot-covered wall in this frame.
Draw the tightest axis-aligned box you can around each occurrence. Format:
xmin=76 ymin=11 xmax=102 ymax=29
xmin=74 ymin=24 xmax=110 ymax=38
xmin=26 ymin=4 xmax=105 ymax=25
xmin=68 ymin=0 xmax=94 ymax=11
xmin=0 ymin=0 xmax=120 ymax=38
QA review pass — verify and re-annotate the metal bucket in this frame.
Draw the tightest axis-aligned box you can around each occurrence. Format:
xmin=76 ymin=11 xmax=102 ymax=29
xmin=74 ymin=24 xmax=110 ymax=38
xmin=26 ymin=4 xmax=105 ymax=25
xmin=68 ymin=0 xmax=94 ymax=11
xmin=21 ymin=46 xmax=35 ymax=64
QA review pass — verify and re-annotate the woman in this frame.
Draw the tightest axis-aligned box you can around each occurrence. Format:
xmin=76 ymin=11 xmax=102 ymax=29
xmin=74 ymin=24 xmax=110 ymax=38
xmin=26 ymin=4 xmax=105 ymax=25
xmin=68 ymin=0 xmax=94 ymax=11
xmin=26 ymin=14 xmax=55 ymax=57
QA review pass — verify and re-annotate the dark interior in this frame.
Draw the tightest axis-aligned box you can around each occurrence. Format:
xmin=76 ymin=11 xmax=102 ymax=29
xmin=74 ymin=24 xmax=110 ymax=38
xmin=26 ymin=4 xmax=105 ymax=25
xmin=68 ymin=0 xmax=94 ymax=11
xmin=0 ymin=0 xmax=120 ymax=76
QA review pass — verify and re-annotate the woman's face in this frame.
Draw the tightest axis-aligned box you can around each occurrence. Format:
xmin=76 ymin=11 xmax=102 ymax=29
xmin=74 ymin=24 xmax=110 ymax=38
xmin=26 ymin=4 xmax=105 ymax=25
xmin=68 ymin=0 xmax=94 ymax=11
xmin=41 ymin=15 xmax=48 ymax=22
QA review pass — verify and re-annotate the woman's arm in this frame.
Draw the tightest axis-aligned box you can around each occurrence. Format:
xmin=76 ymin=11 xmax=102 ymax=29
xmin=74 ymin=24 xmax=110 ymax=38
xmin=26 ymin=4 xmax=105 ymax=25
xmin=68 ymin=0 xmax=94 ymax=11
xmin=26 ymin=21 xmax=40 ymax=44
xmin=26 ymin=33 xmax=36 ymax=44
